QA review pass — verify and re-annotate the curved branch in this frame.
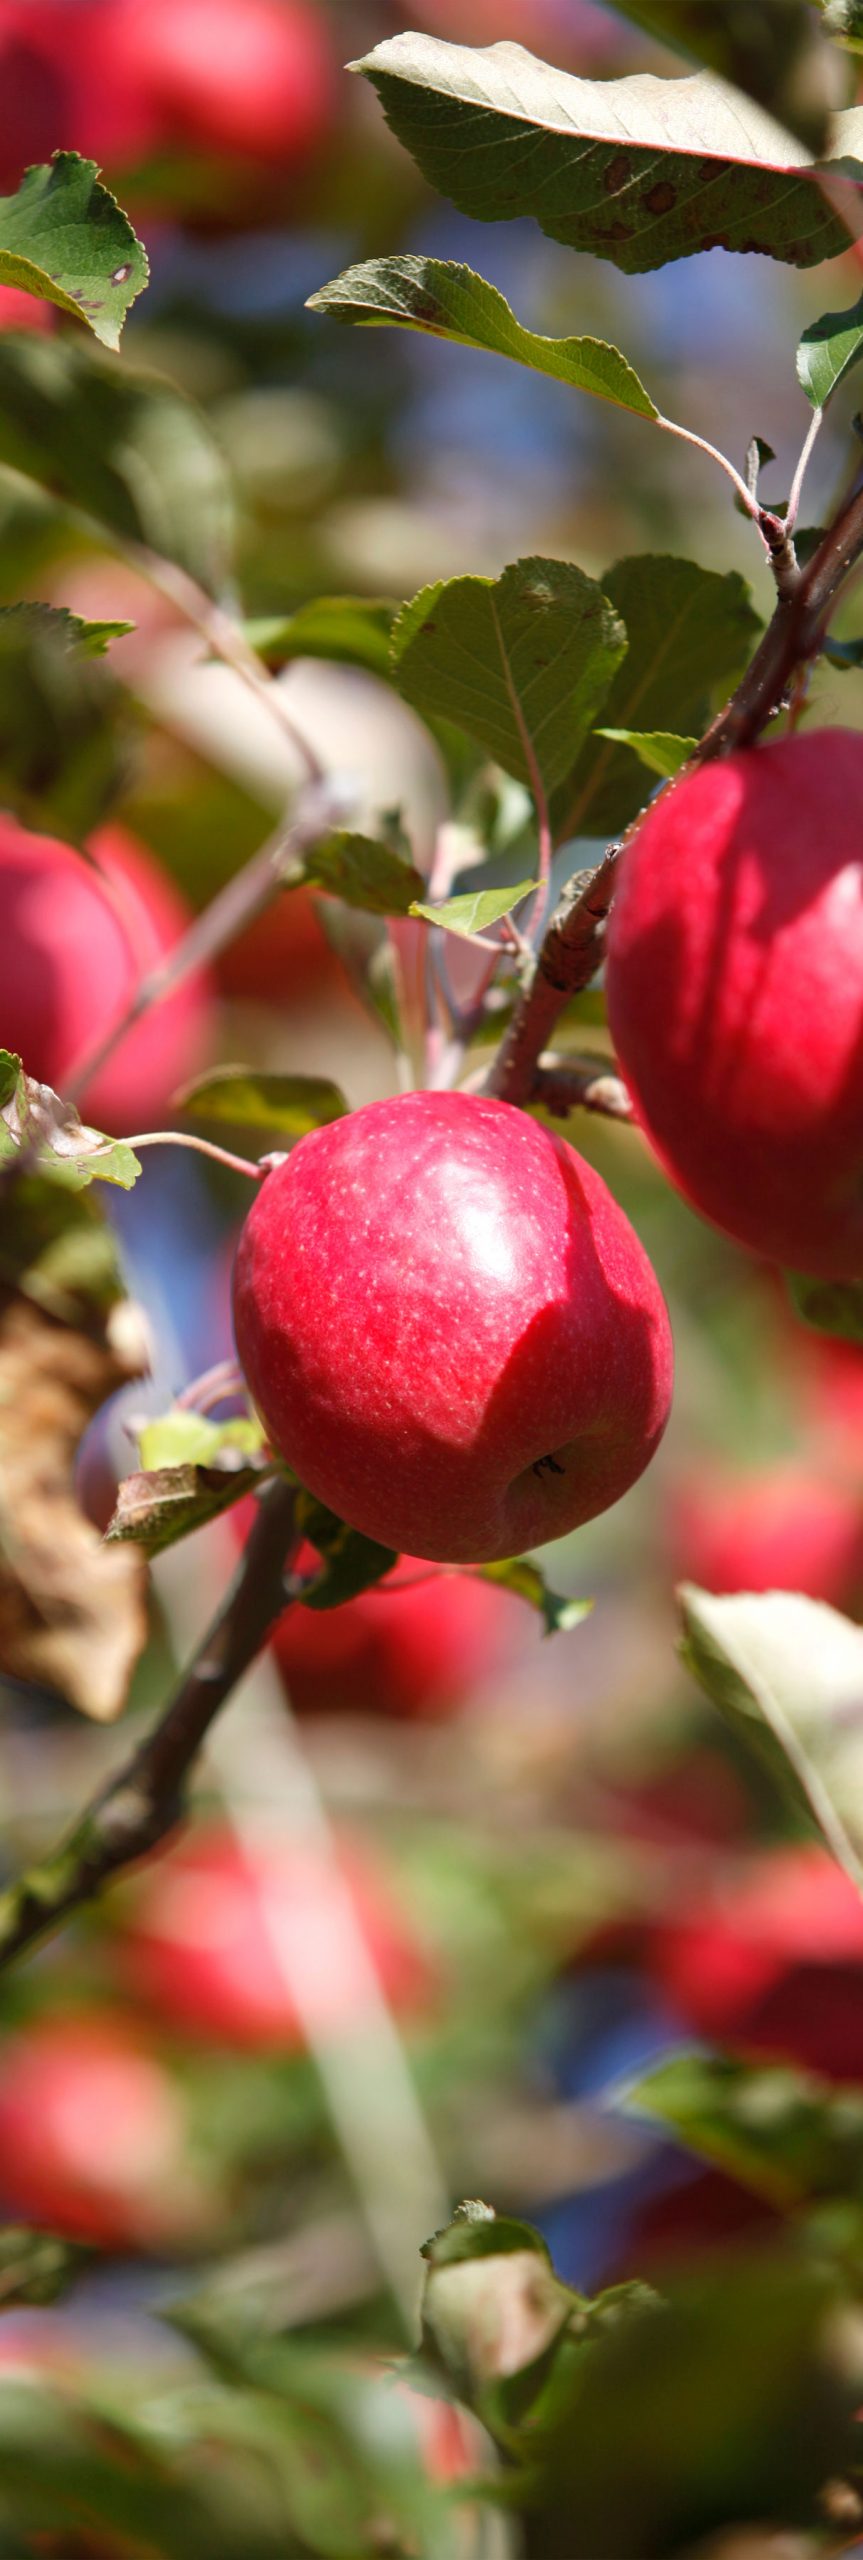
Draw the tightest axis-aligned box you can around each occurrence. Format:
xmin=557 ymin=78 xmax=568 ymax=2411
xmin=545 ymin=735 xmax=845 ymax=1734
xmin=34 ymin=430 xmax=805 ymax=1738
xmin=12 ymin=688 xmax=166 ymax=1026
xmin=0 ymin=1477 xmax=298 ymax=1973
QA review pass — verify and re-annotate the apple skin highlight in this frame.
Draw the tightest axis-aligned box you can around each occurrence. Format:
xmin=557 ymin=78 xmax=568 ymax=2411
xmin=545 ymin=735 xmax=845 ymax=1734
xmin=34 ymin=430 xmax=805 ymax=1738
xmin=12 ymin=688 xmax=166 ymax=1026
xmin=605 ymin=728 xmax=863 ymax=1279
xmin=233 ymin=1090 xmax=673 ymax=1564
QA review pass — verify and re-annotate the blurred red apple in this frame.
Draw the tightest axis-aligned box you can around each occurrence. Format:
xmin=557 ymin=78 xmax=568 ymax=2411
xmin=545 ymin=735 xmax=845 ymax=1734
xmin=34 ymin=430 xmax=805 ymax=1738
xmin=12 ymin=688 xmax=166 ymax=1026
xmin=666 ymin=1461 xmax=863 ymax=1605
xmin=0 ymin=2015 xmax=202 ymax=2248
xmin=649 ymin=1844 xmax=863 ymax=2081
xmin=118 ymin=1827 xmax=437 ymax=2051
xmin=0 ymin=2 xmax=156 ymax=188
xmin=275 ymin=1550 xmax=522 ymax=1719
xmin=0 ymin=284 xmax=53 ymax=330
xmin=217 ymin=885 xmax=347 ymax=1007
xmin=0 ymin=814 xmax=213 ymax=1131
xmin=106 ymin=0 xmax=334 ymax=166
xmin=230 ymin=1521 xmax=525 ymax=1718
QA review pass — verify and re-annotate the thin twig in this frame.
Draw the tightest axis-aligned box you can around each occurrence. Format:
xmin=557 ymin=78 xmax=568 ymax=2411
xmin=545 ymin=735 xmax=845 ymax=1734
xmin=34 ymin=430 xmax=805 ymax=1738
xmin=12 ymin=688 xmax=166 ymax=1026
xmin=127 ymin=1131 xmax=265 ymax=1181
xmin=0 ymin=1479 xmax=299 ymax=1973
xmin=786 ymin=405 xmax=824 ymax=538
xmin=127 ymin=545 xmax=326 ymax=788
xmin=531 ymin=1052 xmax=634 ymax=1123
xmin=63 ymin=780 xmax=346 ymax=1110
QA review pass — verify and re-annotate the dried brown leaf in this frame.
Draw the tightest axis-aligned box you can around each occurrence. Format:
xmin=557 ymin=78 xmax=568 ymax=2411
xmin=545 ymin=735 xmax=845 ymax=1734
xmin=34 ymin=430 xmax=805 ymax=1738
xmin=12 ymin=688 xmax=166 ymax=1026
xmin=0 ymin=1292 xmax=148 ymax=1719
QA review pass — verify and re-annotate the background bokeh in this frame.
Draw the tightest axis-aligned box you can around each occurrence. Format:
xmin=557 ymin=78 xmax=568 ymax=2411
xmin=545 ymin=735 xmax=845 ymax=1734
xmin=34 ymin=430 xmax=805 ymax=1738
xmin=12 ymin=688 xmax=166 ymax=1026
xmin=3 ymin=5 xmax=863 ymax=2554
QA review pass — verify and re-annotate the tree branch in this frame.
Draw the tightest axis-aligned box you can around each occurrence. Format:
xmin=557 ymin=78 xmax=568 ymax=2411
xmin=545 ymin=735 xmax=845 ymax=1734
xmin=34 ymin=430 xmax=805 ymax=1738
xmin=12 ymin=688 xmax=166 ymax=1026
xmin=530 ymin=1052 xmax=633 ymax=1123
xmin=484 ymin=846 xmax=621 ymax=1106
xmin=487 ymin=474 xmax=863 ymax=1112
xmin=0 ymin=1477 xmax=299 ymax=1973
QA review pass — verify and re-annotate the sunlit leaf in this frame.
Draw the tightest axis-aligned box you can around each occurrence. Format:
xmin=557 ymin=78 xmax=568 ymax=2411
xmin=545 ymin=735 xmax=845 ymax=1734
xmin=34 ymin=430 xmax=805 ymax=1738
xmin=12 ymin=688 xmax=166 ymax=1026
xmin=0 ymin=153 xmax=148 ymax=348
xmin=411 ymin=880 xmax=538 ymax=937
xmin=310 ymin=257 xmax=658 ymax=419
xmin=679 ymin=1583 xmax=863 ymax=1887
xmin=594 ymin=726 xmax=696 ymax=778
xmin=393 ymin=557 xmax=626 ymax=802
xmin=136 ymin=1411 xmax=267 ymax=1473
xmin=352 ymin=33 xmax=863 ymax=273
xmin=798 ymin=286 xmax=863 ymax=407
xmin=615 ymin=3 xmax=842 ymax=152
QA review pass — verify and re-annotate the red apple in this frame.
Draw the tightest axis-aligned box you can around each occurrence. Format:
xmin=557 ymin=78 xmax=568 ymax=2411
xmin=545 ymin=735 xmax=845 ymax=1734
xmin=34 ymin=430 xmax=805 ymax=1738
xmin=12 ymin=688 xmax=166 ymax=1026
xmin=649 ymin=1843 xmax=863 ymax=2081
xmin=268 ymin=1540 xmax=525 ymax=1719
xmin=232 ymin=1091 xmax=674 ymax=1565
xmin=118 ymin=1827 xmax=437 ymax=2051
xmin=0 ymin=814 xmax=213 ymax=1130
xmin=106 ymin=0 xmax=334 ymax=166
xmin=605 ymin=730 xmax=863 ymax=1278
xmin=0 ymin=284 xmax=53 ymax=331
xmin=0 ymin=2 xmax=156 ymax=188
xmin=0 ymin=2015 xmax=200 ymax=2248
xmin=665 ymin=1461 xmax=863 ymax=1605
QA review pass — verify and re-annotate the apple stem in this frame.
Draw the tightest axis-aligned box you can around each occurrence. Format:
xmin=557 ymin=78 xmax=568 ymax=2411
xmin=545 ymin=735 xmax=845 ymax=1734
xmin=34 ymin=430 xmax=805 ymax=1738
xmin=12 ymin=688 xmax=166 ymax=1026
xmin=0 ymin=1478 xmax=301 ymax=1974
xmin=127 ymin=1131 xmax=267 ymax=1180
xmin=174 ymin=1358 xmax=248 ymax=1414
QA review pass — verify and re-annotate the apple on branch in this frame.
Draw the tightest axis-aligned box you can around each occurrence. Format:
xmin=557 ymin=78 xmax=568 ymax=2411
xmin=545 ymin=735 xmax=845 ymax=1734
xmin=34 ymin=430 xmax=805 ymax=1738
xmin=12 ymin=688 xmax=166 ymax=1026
xmin=605 ymin=729 xmax=863 ymax=1279
xmin=232 ymin=1090 xmax=674 ymax=1564
xmin=0 ymin=813 xmax=213 ymax=1131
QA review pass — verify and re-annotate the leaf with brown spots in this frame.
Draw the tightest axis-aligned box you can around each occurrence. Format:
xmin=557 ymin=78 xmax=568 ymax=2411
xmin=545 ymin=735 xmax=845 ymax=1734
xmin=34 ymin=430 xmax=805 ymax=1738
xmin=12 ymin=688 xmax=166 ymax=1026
xmin=0 ymin=1178 xmax=149 ymax=1720
xmin=351 ymin=33 xmax=863 ymax=272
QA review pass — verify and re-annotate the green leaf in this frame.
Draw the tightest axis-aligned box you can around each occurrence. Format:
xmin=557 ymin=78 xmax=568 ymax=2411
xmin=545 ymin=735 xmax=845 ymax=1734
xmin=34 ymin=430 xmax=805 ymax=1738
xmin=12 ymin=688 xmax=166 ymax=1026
xmin=136 ymin=1411 xmax=268 ymax=1473
xmin=0 ymin=1053 xmax=140 ymax=1191
xmin=786 ymin=1269 xmax=863 ymax=1340
xmin=107 ymin=1457 xmax=272 ymax=1557
xmin=393 ymin=557 xmax=626 ymax=804
xmin=410 ymin=879 xmax=538 ymax=938
xmin=797 ymin=287 xmax=863 ymax=407
xmin=628 ymin=2051 xmax=863 ymax=2213
xmin=611 ymin=3 xmax=841 ymax=153
xmin=594 ymin=726 xmax=696 ymax=779
xmin=479 ymin=1557 xmax=593 ymax=1636
xmin=244 ymin=595 xmax=398 ymax=680
xmin=352 ymin=33 xmax=863 ymax=274
xmin=177 ymin=1067 xmax=347 ymax=1141
xmin=310 ymin=256 xmax=658 ymax=420
xmin=679 ymin=1583 xmax=863 ymax=1888
xmin=0 ymin=602 xmax=130 ymax=843
xmin=294 ymin=1493 xmax=398 ymax=1609
xmin=0 ymin=153 xmax=148 ymax=349
xmin=298 ymin=828 xmax=423 ymax=915
xmin=555 ymin=557 xmax=761 ymax=839
xmin=0 ymin=336 xmax=233 ymax=597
